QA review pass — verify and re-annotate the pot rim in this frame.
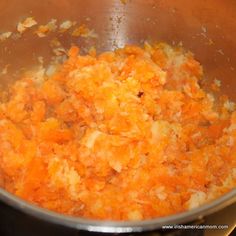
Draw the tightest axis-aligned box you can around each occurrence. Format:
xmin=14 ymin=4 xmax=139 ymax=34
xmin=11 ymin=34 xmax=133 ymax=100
xmin=0 ymin=188 xmax=235 ymax=233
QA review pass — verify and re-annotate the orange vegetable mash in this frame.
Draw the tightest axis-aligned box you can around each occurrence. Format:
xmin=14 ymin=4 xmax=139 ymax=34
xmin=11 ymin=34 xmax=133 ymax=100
xmin=0 ymin=43 xmax=235 ymax=220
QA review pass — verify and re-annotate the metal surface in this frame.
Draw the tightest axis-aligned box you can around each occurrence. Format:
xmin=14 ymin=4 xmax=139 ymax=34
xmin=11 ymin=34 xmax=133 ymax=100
xmin=0 ymin=188 xmax=235 ymax=233
xmin=0 ymin=0 xmax=236 ymax=99
xmin=0 ymin=0 xmax=236 ymax=233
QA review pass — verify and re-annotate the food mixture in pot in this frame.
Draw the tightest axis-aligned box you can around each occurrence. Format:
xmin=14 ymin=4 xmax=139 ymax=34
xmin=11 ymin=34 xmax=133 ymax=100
xmin=0 ymin=43 xmax=235 ymax=220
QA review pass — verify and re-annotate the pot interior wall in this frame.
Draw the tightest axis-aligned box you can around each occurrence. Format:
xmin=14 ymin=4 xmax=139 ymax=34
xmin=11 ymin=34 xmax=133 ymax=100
xmin=0 ymin=0 xmax=236 ymax=101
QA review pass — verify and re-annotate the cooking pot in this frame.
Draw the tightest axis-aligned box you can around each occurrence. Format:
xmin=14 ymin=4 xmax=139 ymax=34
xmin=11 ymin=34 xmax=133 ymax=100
xmin=0 ymin=0 xmax=235 ymax=234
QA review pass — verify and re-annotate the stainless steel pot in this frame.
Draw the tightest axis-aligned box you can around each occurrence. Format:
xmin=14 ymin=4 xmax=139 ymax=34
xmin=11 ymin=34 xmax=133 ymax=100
xmin=0 ymin=0 xmax=235 ymax=233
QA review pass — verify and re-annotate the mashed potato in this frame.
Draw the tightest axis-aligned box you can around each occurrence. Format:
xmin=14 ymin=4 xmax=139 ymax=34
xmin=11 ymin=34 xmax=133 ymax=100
xmin=0 ymin=43 xmax=235 ymax=220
